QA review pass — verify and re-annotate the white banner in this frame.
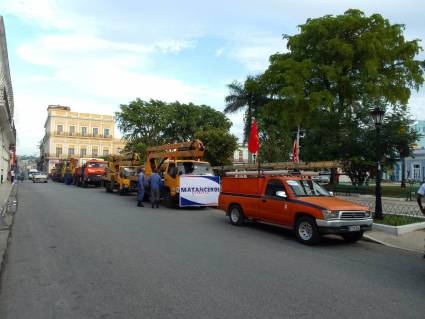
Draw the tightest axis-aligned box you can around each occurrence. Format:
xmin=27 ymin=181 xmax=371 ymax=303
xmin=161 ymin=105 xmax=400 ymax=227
xmin=179 ymin=176 xmax=220 ymax=207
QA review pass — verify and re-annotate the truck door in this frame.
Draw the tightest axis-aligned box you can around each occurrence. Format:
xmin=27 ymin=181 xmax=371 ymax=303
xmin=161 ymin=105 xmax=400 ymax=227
xmin=260 ymin=179 xmax=289 ymax=225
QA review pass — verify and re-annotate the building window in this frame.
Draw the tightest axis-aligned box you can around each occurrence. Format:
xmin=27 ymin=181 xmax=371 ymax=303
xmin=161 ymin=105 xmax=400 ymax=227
xmin=92 ymin=148 xmax=98 ymax=157
xmin=81 ymin=127 xmax=88 ymax=136
xmin=80 ymin=148 xmax=87 ymax=157
xmin=93 ymin=127 xmax=99 ymax=137
xmin=104 ymin=128 xmax=110 ymax=137
xmin=103 ymin=148 xmax=109 ymax=156
xmin=56 ymin=147 xmax=62 ymax=157
xmin=68 ymin=148 xmax=75 ymax=156
xmin=238 ymin=150 xmax=243 ymax=161
xmin=57 ymin=125 xmax=63 ymax=134
xmin=69 ymin=125 xmax=76 ymax=135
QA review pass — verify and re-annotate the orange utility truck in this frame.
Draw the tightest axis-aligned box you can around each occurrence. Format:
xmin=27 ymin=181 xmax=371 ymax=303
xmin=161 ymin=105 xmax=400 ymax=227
xmin=73 ymin=158 xmax=107 ymax=187
xmin=218 ymin=172 xmax=372 ymax=245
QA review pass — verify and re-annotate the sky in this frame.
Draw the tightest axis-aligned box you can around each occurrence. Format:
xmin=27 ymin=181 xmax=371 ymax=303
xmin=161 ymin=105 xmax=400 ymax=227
xmin=1 ymin=0 xmax=424 ymax=155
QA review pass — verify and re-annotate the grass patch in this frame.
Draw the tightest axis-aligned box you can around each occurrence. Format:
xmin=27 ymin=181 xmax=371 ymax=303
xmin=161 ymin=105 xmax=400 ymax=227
xmin=374 ymin=214 xmax=425 ymax=226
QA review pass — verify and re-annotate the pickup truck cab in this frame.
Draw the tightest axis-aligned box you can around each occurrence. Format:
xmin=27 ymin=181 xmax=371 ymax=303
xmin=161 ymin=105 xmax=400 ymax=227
xmin=218 ymin=174 xmax=372 ymax=245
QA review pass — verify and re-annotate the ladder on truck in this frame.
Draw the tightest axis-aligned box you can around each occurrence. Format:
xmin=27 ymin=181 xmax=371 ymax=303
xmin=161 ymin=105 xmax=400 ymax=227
xmin=145 ymin=140 xmax=205 ymax=173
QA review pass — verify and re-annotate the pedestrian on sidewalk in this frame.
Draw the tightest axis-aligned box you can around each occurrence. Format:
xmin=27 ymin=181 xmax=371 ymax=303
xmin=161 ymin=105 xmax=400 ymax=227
xmin=150 ymin=168 xmax=161 ymax=208
xmin=137 ymin=168 xmax=145 ymax=207
xmin=10 ymin=170 xmax=15 ymax=183
xmin=1 ymin=169 xmax=3 ymax=183
xmin=417 ymin=181 xmax=425 ymax=215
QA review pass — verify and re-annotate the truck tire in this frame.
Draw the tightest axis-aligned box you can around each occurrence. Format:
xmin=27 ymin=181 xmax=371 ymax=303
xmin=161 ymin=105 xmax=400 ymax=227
xmin=341 ymin=232 xmax=363 ymax=243
xmin=164 ymin=190 xmax=172 ymax=208
xmin=229 ymin=205 xmax=245 ymax=226
xmin=105 ymin=182 xmax=112 ymax=193
xmin=295 ymin=216 xmax=320 ymax=245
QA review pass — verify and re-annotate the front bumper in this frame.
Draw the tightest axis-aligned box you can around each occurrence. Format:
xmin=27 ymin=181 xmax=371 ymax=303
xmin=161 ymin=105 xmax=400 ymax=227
xmin=87 ymin=174 xmax=103 ymax=182
xmin=316 ymin=218 xmax=373 ymax=234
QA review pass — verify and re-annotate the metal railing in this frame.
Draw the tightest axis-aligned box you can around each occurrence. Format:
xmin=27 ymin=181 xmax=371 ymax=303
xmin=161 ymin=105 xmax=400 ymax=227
xmin=50 ymin=131 xmax=113 ymax=139
xmin=340 ymin=195 xmax=425 ymax=226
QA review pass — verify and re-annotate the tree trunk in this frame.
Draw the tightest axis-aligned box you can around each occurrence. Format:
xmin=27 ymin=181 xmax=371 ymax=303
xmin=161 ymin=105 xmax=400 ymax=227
xmin=401 ymin=157 xmax=406 ymax=188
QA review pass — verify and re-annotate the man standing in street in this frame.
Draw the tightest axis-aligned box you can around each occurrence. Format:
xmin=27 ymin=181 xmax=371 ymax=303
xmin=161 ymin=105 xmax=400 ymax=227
xmin=137 ymin=168 xmax=145 ymax=207
xmin=10 ymin=169 xmax=15 ymax=183
xmin=417 ymin=181 xmax=425 ymax=215
xmin=150 ymin=168 xmax=161 ymax=208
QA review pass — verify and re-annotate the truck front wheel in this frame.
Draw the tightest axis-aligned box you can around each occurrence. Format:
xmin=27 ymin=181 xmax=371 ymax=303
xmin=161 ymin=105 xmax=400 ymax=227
xmin=229 ymin=205 xmax=245 ymax=226
xmin=295 ymin=216 xmax=320 ymax=245
xmin=341 ymin=232 xmax=363 ymax=243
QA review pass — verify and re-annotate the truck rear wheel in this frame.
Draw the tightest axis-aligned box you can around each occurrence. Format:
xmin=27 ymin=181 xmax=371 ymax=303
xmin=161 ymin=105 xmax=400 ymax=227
xmin=164 ymin=190 xmax=174 ymax=208
xmin=341 ymin=232 xmax=363 ymax=243
xmin=295 ymin=216 xmax=320 ymax=245
xmin=229 ymin=205 xmax=245 ymax=226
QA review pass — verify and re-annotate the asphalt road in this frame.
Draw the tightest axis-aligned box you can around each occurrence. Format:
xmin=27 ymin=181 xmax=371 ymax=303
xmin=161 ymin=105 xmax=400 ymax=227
xmin=1 ymin=181 xmax=425 ymax=319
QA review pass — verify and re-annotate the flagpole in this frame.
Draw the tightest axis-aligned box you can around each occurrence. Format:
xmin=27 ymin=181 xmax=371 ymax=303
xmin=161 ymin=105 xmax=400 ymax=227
xmin=257 ymin=152 xmax=260 ymax=177
xmin=296 ymin=125 xmax=300 ymax=163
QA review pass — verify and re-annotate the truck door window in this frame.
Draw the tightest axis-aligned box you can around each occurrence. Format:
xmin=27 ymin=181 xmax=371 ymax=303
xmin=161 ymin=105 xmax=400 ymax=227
xmin=265 ymin=179 xmax=286 ymax=198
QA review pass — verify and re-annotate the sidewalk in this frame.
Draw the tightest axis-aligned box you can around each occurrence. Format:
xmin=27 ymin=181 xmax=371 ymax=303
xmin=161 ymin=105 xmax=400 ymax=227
xmin=0 ymin=181 xmax=14 ymax=276
xmin=0 ymin=181 xmax=13 ymax=213
xmin=364 ymin=229 xmax=425 ymax=254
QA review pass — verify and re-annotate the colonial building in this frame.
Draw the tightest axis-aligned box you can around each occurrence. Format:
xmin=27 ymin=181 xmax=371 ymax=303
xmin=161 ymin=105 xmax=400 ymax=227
xmin=39 ymin=105 xmax=125 ymax=172
xmin=392 ymin=119 xmax=425 ymax=182
xmin=413 ymin=120 xmax=425 ymax=149
xmin=232 ymin=144 xmax=255 ymax=164
xmin=0 ymin=16 xmax=16 ymax=182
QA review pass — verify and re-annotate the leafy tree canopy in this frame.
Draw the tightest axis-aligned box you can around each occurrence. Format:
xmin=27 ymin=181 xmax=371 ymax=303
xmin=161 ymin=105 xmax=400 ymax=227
xmin=227 ymin=9 xmax=424 ymax=180
xmin=115 ymin=99 xmax=237 ymax=165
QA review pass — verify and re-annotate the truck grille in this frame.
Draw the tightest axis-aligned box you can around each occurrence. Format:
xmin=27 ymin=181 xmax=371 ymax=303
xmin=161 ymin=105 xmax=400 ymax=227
xmin=340 ymin=211 xmax=367 ymax=219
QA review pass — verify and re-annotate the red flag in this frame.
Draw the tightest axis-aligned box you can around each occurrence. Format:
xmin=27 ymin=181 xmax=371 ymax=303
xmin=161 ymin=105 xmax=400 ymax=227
xmin=248 ymin=120 xmax=259 ymax=154
xmin=292 ymin=140 xmax=299 ymax=163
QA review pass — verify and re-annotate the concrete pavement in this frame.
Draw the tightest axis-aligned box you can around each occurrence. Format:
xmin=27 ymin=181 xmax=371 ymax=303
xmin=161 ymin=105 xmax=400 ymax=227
xmin=0 ymin=180 xmax=14 ymax=275
xmin=1 ymin=181 xmax=425 ymax=319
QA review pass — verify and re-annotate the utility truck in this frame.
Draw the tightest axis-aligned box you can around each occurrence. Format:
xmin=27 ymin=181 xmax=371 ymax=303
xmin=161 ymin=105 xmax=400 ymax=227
xmin=145 ymin=140 xmax=217 ymax=207
xmin=219 ymin=171 xmax=372 ymax=245
xmin=73 ymin=158 xmax=106 ymax=187
xmin=103 ymin=152 xmax=141 ymax=195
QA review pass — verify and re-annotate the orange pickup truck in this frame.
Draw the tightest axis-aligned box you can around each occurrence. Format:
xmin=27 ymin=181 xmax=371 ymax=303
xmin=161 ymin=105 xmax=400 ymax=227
xmin=218 ymin=174 xmax=372 ymax=245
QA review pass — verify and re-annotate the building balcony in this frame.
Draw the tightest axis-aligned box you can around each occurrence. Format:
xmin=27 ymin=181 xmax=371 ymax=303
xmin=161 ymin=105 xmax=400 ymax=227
xmin=44 ymin=153 xmax=109 ymax=160
xmin=48 ymin=131 xmax=113 ymax=139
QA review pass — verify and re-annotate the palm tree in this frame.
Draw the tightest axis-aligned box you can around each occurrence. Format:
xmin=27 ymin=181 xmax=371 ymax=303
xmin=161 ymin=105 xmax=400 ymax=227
xmin=224 ymin=76 xmax=266 ymax=143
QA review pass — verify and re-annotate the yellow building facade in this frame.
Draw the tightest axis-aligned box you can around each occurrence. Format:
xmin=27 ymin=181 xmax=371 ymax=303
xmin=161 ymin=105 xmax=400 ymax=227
xmin=40 ymin=105 xmax=125 ymax=172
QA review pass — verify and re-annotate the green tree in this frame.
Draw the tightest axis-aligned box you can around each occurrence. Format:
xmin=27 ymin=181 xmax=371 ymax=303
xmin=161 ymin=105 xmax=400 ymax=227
xmin=115 ymin=98 xmax=237 ymax=165
xmin=195 ymin=129 xmax=238 ymax=166
xmin=260 ymin=9 xmax=424 ymax=183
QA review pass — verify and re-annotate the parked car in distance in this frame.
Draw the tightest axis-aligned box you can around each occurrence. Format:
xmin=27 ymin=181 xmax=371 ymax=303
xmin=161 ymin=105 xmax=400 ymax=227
xmin=218 ymin=174 xmax=372 ymax=245
xmin=33 ymin=172 xmax=48 ymax=183
xmin=28 ymin=169 xmax=38 ymax=180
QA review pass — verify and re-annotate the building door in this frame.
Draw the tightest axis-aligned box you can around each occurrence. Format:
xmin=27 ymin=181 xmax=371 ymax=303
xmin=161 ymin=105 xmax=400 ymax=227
xmin=413 ymin=163 xmax=421 ymax=180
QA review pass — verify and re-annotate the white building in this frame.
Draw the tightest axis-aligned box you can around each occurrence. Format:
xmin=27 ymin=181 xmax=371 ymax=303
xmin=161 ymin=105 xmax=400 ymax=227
xmin=232 ymin=144 xmax=255 ymax=164
xmin=0 ymin=16 xmax=16 ymax=182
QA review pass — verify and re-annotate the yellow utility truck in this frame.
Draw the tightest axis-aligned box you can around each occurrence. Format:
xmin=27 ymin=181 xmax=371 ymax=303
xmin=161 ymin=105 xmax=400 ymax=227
xmin=103 ymin=152 xmax=141 ymax=195
xmin=145 ymin=140 xmax=213 ymax=207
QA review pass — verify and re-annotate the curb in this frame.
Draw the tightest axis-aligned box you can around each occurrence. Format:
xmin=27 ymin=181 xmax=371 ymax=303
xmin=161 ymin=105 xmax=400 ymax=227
xmin=0 ymin=183 xmax=18 ymax=279
xmin=362 ymin=233 xmax=423 ymax=254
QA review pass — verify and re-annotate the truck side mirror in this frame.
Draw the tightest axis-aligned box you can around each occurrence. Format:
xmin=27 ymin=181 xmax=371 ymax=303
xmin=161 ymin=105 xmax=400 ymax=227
xmin=329 ymin=191 xmax=334 ymax=197
xmin=276 ymin=191 xmax=287 ymax=198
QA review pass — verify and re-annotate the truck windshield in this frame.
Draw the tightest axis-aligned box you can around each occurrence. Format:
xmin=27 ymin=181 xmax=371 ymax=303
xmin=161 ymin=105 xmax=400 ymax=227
xmin=286 ymin=180 xmax=330 ymax=197
xmin=176 ymin=162 xmax=212 ymax=175
xmin=87 ymin=162 xmax=107 ymax=168
xmin=120 ymin=167 xmax=137 ymax=178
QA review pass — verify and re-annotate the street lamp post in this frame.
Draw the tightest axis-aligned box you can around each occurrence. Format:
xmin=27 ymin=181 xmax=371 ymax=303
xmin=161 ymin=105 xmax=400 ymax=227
xmin=371 ymin=107 xmax=385 ymax=220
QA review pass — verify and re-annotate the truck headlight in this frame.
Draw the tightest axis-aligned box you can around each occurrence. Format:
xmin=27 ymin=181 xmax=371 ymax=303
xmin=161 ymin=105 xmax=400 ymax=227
xmin=322 ymin=209 xmax=340 ymax=220
xmin=365 ymin=211 xmax=371 ymax=218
